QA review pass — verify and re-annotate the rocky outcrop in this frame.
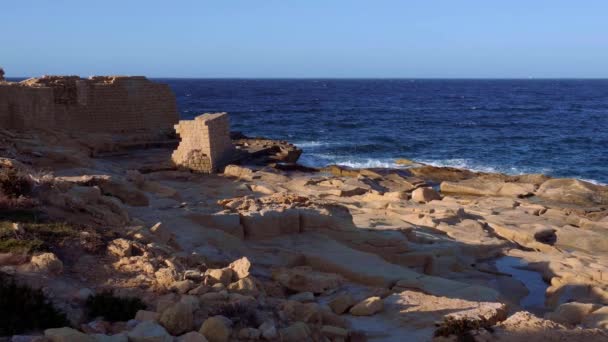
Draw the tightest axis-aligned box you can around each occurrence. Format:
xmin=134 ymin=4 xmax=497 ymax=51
xmin=441 ymin=177 xmax=536 ymax=197
xmin=536 ymin=178 xmax=608 ymax=206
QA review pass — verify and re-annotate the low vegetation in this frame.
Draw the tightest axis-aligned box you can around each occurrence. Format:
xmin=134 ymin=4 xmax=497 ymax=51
xmin=434 ymin=316 xmax=494 ymax=342
xmin=0 ymin=273 xmax=69 ymax=335
xmin=0 ymin=216 xmax=78 ymax=254
xmin=85 ymin=290 xmax=147 ymax=322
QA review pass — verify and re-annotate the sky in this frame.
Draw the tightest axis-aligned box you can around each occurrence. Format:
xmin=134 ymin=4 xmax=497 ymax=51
xmin=1 ymin=1 xmax=607 ymax=78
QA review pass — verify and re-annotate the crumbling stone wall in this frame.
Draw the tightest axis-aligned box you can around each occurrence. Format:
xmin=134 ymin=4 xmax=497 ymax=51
xmin=172 ymin=113 xmax=235 ymax=173
xmin=0 ymin=74 xmax=178 ymax=134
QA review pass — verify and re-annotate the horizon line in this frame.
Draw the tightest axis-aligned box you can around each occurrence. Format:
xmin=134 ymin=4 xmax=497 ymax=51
xmin=6 ymin=76 xmax=608 ymax=81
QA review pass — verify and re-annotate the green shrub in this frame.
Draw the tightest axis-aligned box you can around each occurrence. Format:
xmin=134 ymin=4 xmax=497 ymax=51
xmin=0 ymin=273 xmax=69 ymax=335
xmin=85 ymin=290 xmax=146 ymax=322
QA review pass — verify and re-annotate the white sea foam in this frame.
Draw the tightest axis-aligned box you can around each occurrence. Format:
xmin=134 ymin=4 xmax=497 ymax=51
xmin=336 ymin=159 xmax=401 ymax=169
xmin=292 ymin=141 xmax=327 ymax=148
xmin=298 ymin=153 xmax=607 ymax=185
xmin=578 ymin=178 xmax=607 ymax=186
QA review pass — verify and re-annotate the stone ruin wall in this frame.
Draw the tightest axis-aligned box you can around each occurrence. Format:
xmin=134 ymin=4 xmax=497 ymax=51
xmin=172 ymin=112 xmax=235 ymax=173
xmin=0 ymin=75 xmax=178 ymax=134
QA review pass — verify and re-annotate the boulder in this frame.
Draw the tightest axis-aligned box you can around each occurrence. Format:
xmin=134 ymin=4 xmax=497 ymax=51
xmin=258 ymin=321 xmax=277 ymax=340
xmin=172 ymin=280 xmax=196 ymax=294
xmin=127 ymin=321 xmax=172 ymax=342
xmin=199 ymin=315 xmax=232 ymax=342
xmin=135 ymin=310 xmax=160 ymax=322
xmin=176 ymin=332 xmax=209 ymax=342
xmin=223 ymin=165 xmax=255 ymax=181
xmin=546 ymin=302 xmax=600 ymax=325
xmin=227 ymin=277 xmax=258 ymax=296
xmin=279 ymin=322 xmax=311 ymax=342
xmin=154 ymin=268 xmax=176 ymax=289
xmin=44 ymin=327 xmax=94 ymax=342
xmin=205 ymin=268 xmax=233 ymax=286
xmin=228 ymin=257 xmax=251 ymax=279
xmin=159 ymin=303 xmax=194 ymax=335
xmin=149 ymin=222 xmax=176 ymax=245
xmin=328 ymin=293 xmax=355 ymax=314
xmin=349 ymin=296 xmax=383 ymax=316
xmin=411 ymin=187 xmax=441 ymax=203
xmin=30 ymin=252 xmax=63 ymax=274
xmin=237 ymin=328 xmax=261 ymax=340
xmin=91 ymin=334 xmax=128 ymax=342
xmin=321 ymin=325 xmax=348 ymax=339
xmin=288 ymin=291 xmax=315 ymax=302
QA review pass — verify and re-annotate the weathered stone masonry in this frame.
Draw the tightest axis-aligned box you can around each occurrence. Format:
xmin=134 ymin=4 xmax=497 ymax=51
xmin=0 ymin=75 xmax=178 ymax=134
xmin=172 ymin=113 xmax=235 ymax=173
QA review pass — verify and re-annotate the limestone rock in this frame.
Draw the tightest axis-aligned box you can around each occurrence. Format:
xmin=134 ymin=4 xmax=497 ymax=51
xmin=237 ymin=328 xmax=261 ymax=339
xmin=279 ymin=322 xmax=311 ymax=342
xmin=329 ymin=293 xmax=355 ymax=314
xmin=149 ymin=222 xmax=176 ymax=245
xmin=582 ymin=306 xmax=608 ymax=330
xmin=31 ymin=253 xmax=63 ymax=274
xmin=349 ymin=296 xmax=383 ymax=316
xmin=199 ymin=315 xmax=232 ymax=342
xmin=227 ymin=277 xmax=258 ymax=295
xmin=321 ymin=325 xmax=348 ymax=339
xmin=258 ymin=321 xmax=277 ymax=340
xmin=536 ymin=178 xmax=608 ymax=206
xmin=172 ymin=280 xmax=195 ymax=294
xmin=546 ymin=302 xmax=600 ymax=325
xmin=272 ymin=266 xmax=343 ymax=294
xmin=228 ymin=257 xmax=251 ymax=279
xmin=107 ymin=239 xmax=132 ymax=258
xmin=159 ymin=303 xmax=193 ymax=335
xmin=176 ymin=331 xmax=209 ymax=342
xmin=127 ymin=321 xmax=172 ymax=342
xmin=205 ymin=268 xmax=234 ymax=286
xmin=91 ymin=334 xmax=128 ymax=342
xmin=223 ymin=165 xmax=254 ymax=181
xmin=135 ymin=310 xmax=160 ymax=322
xmin=411 ymin=187 xmax=441 ymax=203
xmin=97 ymin=178 xmax=149 ymax=206
xmin=154 ymin=268 xmax=176 ymax=289
xmin=288 ymin=291 xmax=315 ymax=302
xmin=441 ymin=178 xmax=535 ymax=197
xmin=44 ymin=327 xmax=94 ymax=342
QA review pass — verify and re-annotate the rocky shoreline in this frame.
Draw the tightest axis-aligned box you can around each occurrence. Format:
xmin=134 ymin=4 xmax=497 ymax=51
xmin=1 ymin=126 xmax=608 ymax=341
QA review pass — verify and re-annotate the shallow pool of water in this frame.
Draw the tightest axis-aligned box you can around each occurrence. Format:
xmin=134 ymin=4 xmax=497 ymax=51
xmin=495 ymin=256 xmax=548 ymax=311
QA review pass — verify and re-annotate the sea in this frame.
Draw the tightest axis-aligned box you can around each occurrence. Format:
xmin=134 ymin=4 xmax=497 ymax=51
xmin=163 ymin=79 xmax=608 ymax=185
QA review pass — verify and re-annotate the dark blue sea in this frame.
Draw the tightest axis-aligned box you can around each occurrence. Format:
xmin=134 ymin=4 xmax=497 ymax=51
xmin=163 ymin=79 xmax=608 ymax=184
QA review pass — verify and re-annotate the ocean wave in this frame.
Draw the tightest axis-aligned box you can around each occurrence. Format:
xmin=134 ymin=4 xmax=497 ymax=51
xmin=293 ymin=141 xmax=327 ymax=148
xmin=298 ymin=153 xmax=401 ymax=169
xmin=336 ymin=159 xmax=401 ymax=169
xmin=578 ymin=178 xmax=608 ymax=186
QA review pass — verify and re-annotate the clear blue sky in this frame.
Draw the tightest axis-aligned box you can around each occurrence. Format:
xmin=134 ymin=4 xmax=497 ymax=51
xmin=2 ymin=0 xmax=607 ymax=78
